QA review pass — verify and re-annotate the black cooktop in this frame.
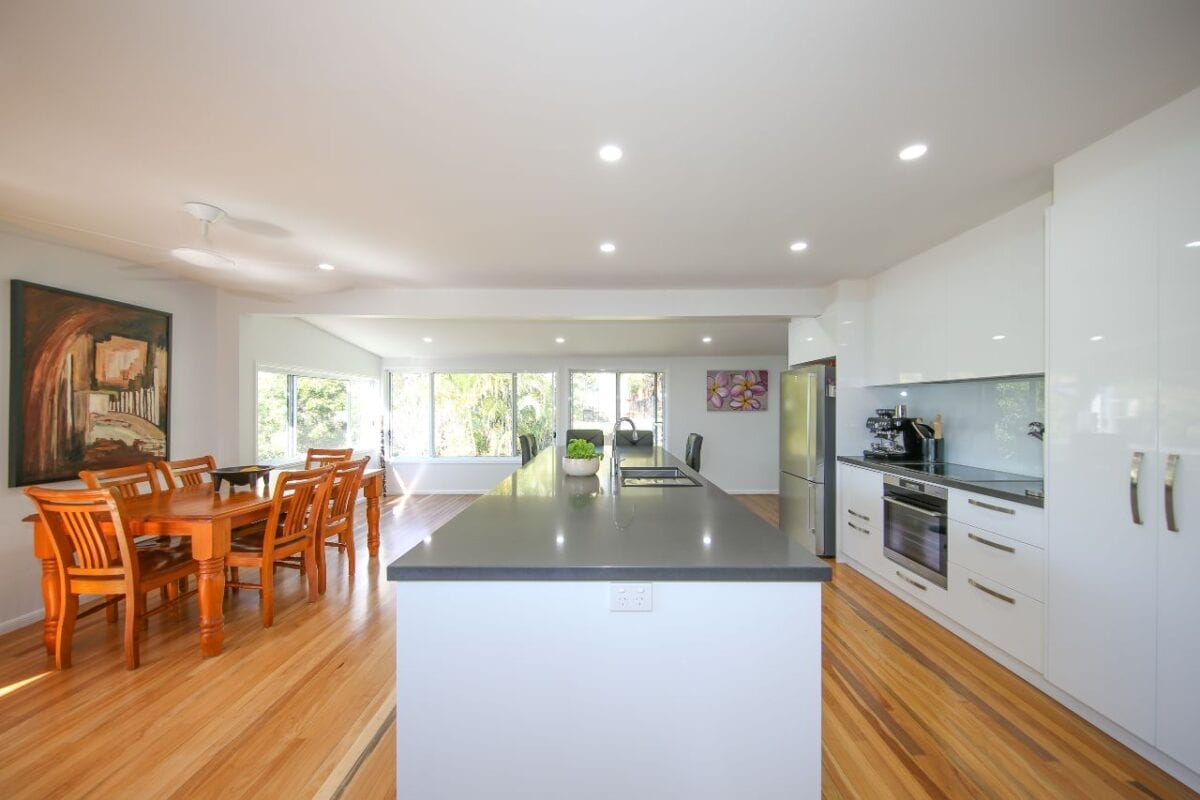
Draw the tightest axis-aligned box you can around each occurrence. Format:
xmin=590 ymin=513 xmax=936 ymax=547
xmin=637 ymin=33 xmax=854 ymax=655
xmin=879 ymin=461 xmax=1037 ymax=483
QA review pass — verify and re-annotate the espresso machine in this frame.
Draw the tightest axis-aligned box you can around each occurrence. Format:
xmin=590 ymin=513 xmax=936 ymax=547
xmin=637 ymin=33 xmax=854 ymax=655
xmin=864 ymin=408 xmax=928 ymax=461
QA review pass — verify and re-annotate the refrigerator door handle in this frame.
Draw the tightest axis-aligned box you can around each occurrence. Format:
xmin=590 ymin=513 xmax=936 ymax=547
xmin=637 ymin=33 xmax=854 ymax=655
xmin=806 ymin=371 xmax=817 ymax=477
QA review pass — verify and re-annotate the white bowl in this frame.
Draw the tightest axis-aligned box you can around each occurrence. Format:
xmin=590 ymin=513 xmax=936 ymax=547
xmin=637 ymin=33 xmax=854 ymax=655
xmin=562 ymin=457 xmax=600 ymax=477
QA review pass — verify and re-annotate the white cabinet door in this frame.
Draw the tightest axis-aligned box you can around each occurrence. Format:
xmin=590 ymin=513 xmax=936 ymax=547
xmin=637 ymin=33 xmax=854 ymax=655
xmin=1045 ymin=135 xmax=1161 ymax=743
xmin=1154 ymin=97 xmax=1200 ymax=773
xmin=867 ymin=256 xmax=948 ymax=385
xmin=945 ymin=196 xmax=1047 ymax=380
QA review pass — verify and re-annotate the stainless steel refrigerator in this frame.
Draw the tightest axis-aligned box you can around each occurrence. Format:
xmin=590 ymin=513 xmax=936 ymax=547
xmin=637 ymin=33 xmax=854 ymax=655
xmin=779 ymin=363 xmax=836 ymax=556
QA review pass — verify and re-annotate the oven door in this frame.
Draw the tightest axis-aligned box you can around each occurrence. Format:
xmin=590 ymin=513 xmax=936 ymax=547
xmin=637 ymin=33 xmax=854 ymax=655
xmin=883 ymin=495 xmax=948 ymax=588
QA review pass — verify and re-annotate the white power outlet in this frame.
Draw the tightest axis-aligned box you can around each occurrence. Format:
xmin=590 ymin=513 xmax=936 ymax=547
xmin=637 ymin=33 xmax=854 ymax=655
xmin=610 ymin=582 xmax=653 ymax=612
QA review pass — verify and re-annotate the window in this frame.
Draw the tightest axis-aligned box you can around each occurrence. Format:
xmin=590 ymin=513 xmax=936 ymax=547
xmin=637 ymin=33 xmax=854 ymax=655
xmin=255 ymin=369 xmax=378 ymax=463
xmin=568 ymin=370 xmax=664 ymax=443
xmin=389 ymin=371 xmax=556 ymax=459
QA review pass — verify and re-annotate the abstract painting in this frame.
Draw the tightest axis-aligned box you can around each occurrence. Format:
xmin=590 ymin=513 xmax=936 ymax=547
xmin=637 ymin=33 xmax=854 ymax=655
xmin=707 ymin=369 xmax=768 ymax=412
xmin=9 ymin=281 xmax=171 ymax=486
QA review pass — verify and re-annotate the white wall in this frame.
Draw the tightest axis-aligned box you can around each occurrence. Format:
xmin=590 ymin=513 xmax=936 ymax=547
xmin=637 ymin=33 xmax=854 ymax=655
xmin=382 ymin=354 xmax=787 ymax=494
xmin=0 ymin=226 xmax=220 ymax=631
xmin=236 ymin=315 xmax=383 ymax=463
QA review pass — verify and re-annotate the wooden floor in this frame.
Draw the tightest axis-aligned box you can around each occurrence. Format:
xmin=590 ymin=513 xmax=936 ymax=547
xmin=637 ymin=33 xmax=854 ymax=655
xmin=1 ymin=494 xmax=1195 ymax=799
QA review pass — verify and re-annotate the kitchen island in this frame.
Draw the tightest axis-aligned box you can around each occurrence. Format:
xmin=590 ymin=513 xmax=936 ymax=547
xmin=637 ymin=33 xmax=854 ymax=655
xmin=388 ymin=446 xmax=830 ymax=799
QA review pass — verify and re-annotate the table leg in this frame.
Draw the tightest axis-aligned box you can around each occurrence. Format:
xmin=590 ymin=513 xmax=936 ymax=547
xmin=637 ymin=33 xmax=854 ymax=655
xmin=40 ymin=557 xmax=59 ymax=655
xmin=197 ymin=557 xmax=226 ymax=657
xmin=366 ymin=493 xmax=381 ymax=559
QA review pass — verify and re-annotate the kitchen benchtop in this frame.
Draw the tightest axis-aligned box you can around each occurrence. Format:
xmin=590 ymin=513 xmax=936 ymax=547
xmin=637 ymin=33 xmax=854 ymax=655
xmin=387 ymin=446 xmax=832 ymax=582
xmin=837 ymin=456 xmax=1044 ymax=508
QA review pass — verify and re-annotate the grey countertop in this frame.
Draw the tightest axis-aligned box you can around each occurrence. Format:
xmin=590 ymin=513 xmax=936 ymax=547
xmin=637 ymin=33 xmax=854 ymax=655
xmin=387 ymin=447 xmax=832 ymax=582
xmin=837 ymin=456 xmax=1044 ymax=508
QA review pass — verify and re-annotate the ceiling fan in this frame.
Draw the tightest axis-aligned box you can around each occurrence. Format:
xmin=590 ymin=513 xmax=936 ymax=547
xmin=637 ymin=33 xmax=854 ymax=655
xmin=170 ymin=201 xmax=237 ymax=270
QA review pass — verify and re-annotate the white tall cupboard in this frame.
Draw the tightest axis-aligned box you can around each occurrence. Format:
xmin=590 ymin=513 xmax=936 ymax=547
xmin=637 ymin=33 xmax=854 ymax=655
xmin=1046 ymin=87 xmax=1200 ymax=772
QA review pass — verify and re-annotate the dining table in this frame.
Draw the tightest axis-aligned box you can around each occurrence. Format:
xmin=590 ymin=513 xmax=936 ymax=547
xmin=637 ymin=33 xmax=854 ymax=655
xmin=26 ymin=467 xmax=384 ymax=658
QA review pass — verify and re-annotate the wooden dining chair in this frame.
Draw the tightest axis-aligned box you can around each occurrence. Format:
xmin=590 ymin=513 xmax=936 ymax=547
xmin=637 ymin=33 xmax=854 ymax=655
xmin=23 ymin=486 xmax=198 ymax=670
xmin=225 ymin=466 xmax=334 ymax=627
xmin=79 ymin=462 xmax=163 ymax=498
xmin=80 ymin=461 xmax=182 ymax=617
xmin=157 ymin=455 xmax=217 ymax=491
xmin=314 ymin=456 xmax=369 ymax=594
xmin=305 ymin=447 xmax=354 ymax=469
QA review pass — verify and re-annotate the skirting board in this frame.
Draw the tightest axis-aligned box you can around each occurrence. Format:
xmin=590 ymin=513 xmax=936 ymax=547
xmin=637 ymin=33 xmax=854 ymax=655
xmin=0 ymin=608 xmax=43 ymax=637
xmin=840 ymin=554 xmax=1200 ymax=793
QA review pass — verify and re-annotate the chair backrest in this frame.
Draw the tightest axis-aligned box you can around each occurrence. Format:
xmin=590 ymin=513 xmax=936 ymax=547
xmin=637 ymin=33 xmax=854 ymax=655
xmin=158 ymin=455 xmax=217 ymax=491
xmin=527 ymin=435 xmax=539 ymax=457
xmin=24 ymin=486 xmax=138 ymax=588
xmin=79 ymin=462 xmax=162 ymax=498
xmin=565 ymin=429 xmax=604 ymax=450
xmin=326 ymin=457 xmax=369 ymax=525
xmin=518 ymin=434 xmax=533 ymax=465
xmin=264 ymin=466 xmax=334 ymax=551
xmin=305 ymin=448 xmax=354 ymax=469
xmin=685 ymin=433 xmax=703 ymax=472
xmin=614 ymin=430 xmax=654 ymax=447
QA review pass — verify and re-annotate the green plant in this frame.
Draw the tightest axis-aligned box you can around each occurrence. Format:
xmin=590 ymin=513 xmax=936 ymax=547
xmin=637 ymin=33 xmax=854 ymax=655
xmin=566 ymin=438 xmax=598 ymax=460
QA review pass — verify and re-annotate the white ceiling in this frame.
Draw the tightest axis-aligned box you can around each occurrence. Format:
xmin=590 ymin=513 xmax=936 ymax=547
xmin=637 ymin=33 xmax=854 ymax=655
xmin=2 ymin=1 xmax=1200 ymax=294
xmin=302 ymin=316 xmax=789 ymax=359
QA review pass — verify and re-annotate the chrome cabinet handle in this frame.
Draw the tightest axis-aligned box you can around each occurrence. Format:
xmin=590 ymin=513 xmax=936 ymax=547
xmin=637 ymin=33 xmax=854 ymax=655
xmin=1165 ymin=454 xmax=1180 ymax=533
xmin=968 ymin=498 xmax=1015 ymax=515
xmin=883 ymin=496 xmax=944 ymax=519
xmin=968 ymin=532 xmax=1016 ymax=553
xmin=1130 ymin=451 xmax=1144 ymax=525
xmin=848 ymin=509 xmax=870 ymax=522
xmin=968 ymin=578 xmax=1016 ymax=605
xmin=847 ymin=521 xmax=870 ymax=534
xmin=896 ymin=570 xmax=927 ymax=591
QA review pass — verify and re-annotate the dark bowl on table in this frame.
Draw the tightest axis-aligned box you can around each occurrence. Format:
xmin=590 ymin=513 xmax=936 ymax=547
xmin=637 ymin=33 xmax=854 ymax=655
xmin=210 ymin=465 xmax=272 ymax=493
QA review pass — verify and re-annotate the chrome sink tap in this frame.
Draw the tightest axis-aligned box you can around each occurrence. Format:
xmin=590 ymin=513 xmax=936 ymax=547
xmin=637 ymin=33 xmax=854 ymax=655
xmin=611 ymin=417 xmax=639 ymax=483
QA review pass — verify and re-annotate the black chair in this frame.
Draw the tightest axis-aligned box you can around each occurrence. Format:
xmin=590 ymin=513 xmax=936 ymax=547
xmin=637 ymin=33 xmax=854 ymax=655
xmin=518 ymin=434 xmax=533 ymax=465
xmin=527 ymin=435 xmax=539 ymax=457
xmin=614 ymin=430 xmax=654 ymax=447
xmin=565 ymin=429 xmax=605 ymax=450
xmin=685 ymin=433 xmax=703 ymax=472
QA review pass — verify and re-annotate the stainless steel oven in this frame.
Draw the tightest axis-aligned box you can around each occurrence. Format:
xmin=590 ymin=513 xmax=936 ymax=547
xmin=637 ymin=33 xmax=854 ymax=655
xmin=882 ymin=474 xmax=948 ymax=588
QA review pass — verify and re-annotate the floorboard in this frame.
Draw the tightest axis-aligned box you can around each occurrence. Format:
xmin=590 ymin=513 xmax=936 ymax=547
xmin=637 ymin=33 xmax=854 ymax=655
xmin=1 ymin=492 xmax=1194 ymax=799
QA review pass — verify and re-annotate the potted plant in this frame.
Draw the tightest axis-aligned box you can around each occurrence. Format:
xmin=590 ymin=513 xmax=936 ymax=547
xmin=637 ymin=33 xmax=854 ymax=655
xmin=563 ymin=438 xmax=601 ymax=477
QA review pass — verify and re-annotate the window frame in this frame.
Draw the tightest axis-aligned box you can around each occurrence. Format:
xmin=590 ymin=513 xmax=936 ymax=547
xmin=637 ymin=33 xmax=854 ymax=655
xmin=387 ymin=370 xmax=556 ymax=462
xmin=254 ymin=363 xmax=379 ymax=465
xmin=567 ymin=369 xmax=666 ymax=445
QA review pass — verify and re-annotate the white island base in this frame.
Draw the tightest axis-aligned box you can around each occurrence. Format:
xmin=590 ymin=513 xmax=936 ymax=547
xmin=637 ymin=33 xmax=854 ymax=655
xmin=395 ymin=580 xmax=822 ymax=799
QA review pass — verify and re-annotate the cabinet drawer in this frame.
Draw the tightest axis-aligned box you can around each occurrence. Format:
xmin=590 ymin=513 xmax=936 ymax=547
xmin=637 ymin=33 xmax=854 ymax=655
xmin=949 ymin=522 xmax=1044 ymax=601
xmin=840 ymin=516 xmax=885 ymax=574
xmin=949 ymin=489 xmax=1044 ymax=547
xmin=949 ymin=565 xmax=1044 ymax=671
xmin=883 ymin=561 xmax=950 ymax=615
xmin=840 ymin=465 xmax=883 ymax=531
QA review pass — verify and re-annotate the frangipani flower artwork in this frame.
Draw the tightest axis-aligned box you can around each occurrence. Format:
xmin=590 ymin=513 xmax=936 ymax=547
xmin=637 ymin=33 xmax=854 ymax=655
xmin=707 ymin=369 xmax=768 ymax=412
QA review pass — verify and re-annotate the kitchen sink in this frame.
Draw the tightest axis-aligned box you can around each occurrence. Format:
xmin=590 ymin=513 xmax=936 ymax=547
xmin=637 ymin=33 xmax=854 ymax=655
xmin=619 ymin=466 xmax=702 ymax=487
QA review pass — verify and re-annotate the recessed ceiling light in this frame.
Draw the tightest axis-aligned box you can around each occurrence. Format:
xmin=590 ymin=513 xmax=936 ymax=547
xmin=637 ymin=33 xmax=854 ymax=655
xmin=318 ymin=262 xmax=335 ymax=271
xmin=598 ymin=144 xmax=623 ymax=163
xmin=806 ymin=337 xmax=814 ymax=342
xmin=599 ymin=242 xmax=616 ymax=254
xmin=170 ymin=247 xmax=236 ymax=270
xmin=702 ymin=336 xmax=713 ymax=343
xmin=1187 ymin=241 xmax=1200 ymax=248
xmin=423 ymin=536 xmax=432 ymax=544
xmin=899 ymin=143 xmax=928 ymax=161
xmin=556 ymin=534 xmax=565 ymax=545
xmin=555 ymin=337 xmax=565 ymax=344
xmin=789 ymin=241 xmax=808 ymax=252
xmin=702 ymin=535 xmax=712 ymax=546
xmin=992 ymin=334 xmax=1006 ymax=340
xmin=422 ymin=336 xmax=433 ymax=343
xmin=1090 ymin=335 xmax=1105 ymax=341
